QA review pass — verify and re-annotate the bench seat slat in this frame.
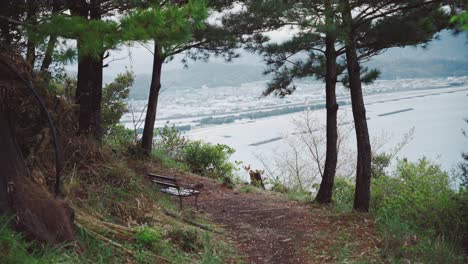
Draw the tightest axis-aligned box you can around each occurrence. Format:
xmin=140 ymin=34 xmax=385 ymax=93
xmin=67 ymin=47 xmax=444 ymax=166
xmin=160 ymin=187 xmax=200 ymax=197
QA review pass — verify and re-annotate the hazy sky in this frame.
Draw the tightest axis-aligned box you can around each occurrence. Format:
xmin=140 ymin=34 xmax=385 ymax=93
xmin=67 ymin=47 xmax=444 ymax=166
xmin=99 ymin=30 xmax=467 ymax=78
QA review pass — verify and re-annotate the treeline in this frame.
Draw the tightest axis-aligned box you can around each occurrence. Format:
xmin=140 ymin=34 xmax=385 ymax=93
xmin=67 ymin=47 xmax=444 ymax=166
xmin=0 ymin=0 xmax=465 ymax=215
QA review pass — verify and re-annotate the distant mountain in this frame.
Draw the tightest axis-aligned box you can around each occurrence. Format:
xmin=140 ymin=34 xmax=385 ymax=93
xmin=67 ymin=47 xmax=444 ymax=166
xmin=367 ymin=58 xmax=468 ymax=79
xmin=128 ymin=63 xmax=267 ymax=99
xmin=367 ymin=30 xmax=468 ymax=79
xmin=123 ymin=31 xmax=468 ymax=100
xmin=126 ymin=58 xmax=467 ymax=100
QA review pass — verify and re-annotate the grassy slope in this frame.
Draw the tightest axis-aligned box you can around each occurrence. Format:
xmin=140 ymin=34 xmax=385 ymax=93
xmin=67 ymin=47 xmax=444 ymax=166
xmin=0 ymin=147 xmax=242 ymax=264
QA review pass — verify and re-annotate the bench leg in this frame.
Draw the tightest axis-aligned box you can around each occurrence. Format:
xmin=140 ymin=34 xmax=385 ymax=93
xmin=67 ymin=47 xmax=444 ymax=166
xmin=179 ymin=196 xmax=183 ymax=211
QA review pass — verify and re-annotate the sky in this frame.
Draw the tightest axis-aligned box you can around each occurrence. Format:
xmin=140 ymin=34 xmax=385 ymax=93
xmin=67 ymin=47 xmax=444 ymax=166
xmin=97 ymin=30 xmax=467 ymax=78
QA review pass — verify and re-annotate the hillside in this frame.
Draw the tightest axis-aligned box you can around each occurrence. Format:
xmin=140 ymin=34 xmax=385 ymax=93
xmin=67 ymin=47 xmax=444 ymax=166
xmin=128 ymin=63 xmax=268 ymax=100
xmin=126 ymin=58 xmax=468 ymax=100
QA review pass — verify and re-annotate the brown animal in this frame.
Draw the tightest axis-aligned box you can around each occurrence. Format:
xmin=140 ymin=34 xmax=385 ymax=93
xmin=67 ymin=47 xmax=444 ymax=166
xmin=244 ymin=165 xmax=266 ymax=190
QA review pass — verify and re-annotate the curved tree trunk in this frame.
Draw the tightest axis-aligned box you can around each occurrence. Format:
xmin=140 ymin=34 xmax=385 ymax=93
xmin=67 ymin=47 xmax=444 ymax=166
xmin=316 ymin=0 xmax=339 ymax=204
xmin=342 ymin=1 xmax=372 ymax=212
xmin=141 ymin=45 xmax=163 ymax=154
xmin=0 ymin=110 xmax=29 ymax=215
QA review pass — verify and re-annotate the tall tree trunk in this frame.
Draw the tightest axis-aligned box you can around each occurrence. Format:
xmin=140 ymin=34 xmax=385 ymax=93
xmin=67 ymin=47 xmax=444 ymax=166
xmin=39 ymin=35 xmax=57 ymax=73
xmin=76 ymin=54 xmax=103 ymax=139
xmin=342 ymin=1 xmax=372 ymax=212
xmin=74 ymin=0 xmax=104 ymax=139
xmin=141 ymin=45 xmax=163 ymax=153
xmin=315 ymin=22 xmax=338 ymax=203
xmin=0 ymin=1 xmax=13 ymax=49
xmin=316 ymin=0 xmax=338 ymax=203
xmin=25 ymin=0 xmax=37 ymax=67
xmin=0 ymin=110 xmax=29 ymax=215
xmin=39 ymin=0 xmax=59 ymax=73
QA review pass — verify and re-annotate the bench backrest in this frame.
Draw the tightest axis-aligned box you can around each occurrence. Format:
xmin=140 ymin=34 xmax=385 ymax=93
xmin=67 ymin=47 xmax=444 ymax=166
xmin=147 ymin=173 xmax=177 ymax=185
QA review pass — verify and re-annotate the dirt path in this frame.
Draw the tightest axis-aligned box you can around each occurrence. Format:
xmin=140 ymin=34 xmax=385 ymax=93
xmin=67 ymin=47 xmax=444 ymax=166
xmin=199 ymin=191 xmax=314 ymax=263
xmin=177 ymin=174 xmax=381 ymax=264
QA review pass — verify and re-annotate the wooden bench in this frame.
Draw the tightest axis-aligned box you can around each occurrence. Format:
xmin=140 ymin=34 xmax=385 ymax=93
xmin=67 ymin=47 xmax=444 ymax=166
xmin=147 ymin=173 xmax=200 ymax=210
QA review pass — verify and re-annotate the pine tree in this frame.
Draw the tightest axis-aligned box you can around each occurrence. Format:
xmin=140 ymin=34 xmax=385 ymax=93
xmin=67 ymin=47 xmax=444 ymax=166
xmin=229 ymin=0 xmax=451 ymax=210
xmin=121 ymin=0 xmax=241 ymax=154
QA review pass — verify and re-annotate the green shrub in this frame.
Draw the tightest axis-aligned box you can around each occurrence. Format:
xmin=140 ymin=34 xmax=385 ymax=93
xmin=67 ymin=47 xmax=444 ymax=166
xmin=0 ymin=216 xmax=71 ymax=263
xmin=374 ymin=159 xmax=464 ymax=237
xmin=371 ymin=152 xmax=392 ymax=179
xmin=270 ymin=181 xmax=289 ymax=193
xmin=102 ymin=71 xmax=134 ymax=133
xmin=286 ymin=190 xmax=313 ymax=203
xmin=151 ymin=148 xmax=190 ymax=171
xmin=372 ymin=158 xmax=468 ymax=262
xmin=135 ymin=226 xmax=162 ymax=247
xmin=104 ymin=124 xmax=134 ymax=151
xmin=154 ymin=125 xmax=189 ymax=160
xmin=166 ymin=227 xmax=202 ymax=252
xmin=267 ymin=176 xmax=289 ymax=193
xmin=134 ymin=226 xmax=174 ymax=256
xmin=183 ymin=141 xmax=236 ymax=180
xmin=332 ymin=178 xmax=355 ymax=211
xmin=378 ymin=215 xmax=464 ymax=263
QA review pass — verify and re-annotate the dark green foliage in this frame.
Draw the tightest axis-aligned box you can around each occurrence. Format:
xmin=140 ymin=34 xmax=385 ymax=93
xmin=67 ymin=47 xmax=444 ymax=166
xmin=332 ymin=178 xmax=355 ymax=211
xmin=151 ymin=149 xmax=190 ymax=171
xmin=166 ymin=227 xmax=202 ymax=252
xmin=36 ymin=15 xmax=120 ymax=59
xmin=269 ymin=180 xmax=289 ymax=193
xmin=459 ymin=152 xmax=468 ymax=188
xmin=183 ymin=141 xmax=236 ymax=180
xmin=458 ymin=119 xmax=468 ymax=188
xmin=374 ymin=159 xmax=453 ymax=231
xmin=333 ymin=158 xmax=468 ymax=261
xmin=0 ymin=216 xmax=57 ymax=263
xmin=451 ymin=10 xmax=468 ymax=31
xmin=286 ymin=190 xmax=314 ymax=203
xmin=102 ymin=71 xmax=135 ymax=133
xmin=371 ymin=159 xmax=468 ymax=261
xmin=135 ymin=226 xmax=163 ymax=248
xmin=371 ymin=152 xmax=392 ymax=179
xmin=104 ymin=124 xmax=134 ymax=151
xmin=378 ymin=215 xmax=464 ymax=263
xmin=154 ymin=125 xmax=189 ymax=160
xmin=120 ymin=0 xmax=208 ymax=54
xmin=340 ymin=67 xmax=382 ymax=88
xmin=148 ymin=125 xmax=237 ymax=180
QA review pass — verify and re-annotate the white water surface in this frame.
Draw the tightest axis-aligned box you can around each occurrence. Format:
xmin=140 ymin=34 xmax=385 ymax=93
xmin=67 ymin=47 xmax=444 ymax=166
xmin=122 ymin=76 xmax=468 ymax=179
xmin=186 ymin=86 xmax=468 ymax=178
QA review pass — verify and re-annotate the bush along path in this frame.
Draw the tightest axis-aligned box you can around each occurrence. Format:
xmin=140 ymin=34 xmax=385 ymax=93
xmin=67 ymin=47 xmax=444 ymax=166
xmin=169 ymin=173 xmax=382 ymax=264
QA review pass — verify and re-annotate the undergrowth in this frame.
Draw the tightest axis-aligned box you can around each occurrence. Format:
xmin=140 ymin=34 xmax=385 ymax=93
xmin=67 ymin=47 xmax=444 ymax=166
xmin=147 ymin=125 xmax=239 ymax=186
xmin=332 ymin=158 xmax=468 ymax=263
xmin=238 ymin=185 xmax=260 ymax=194
xmin=1 ymin=137 xmax=242 ymax=263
